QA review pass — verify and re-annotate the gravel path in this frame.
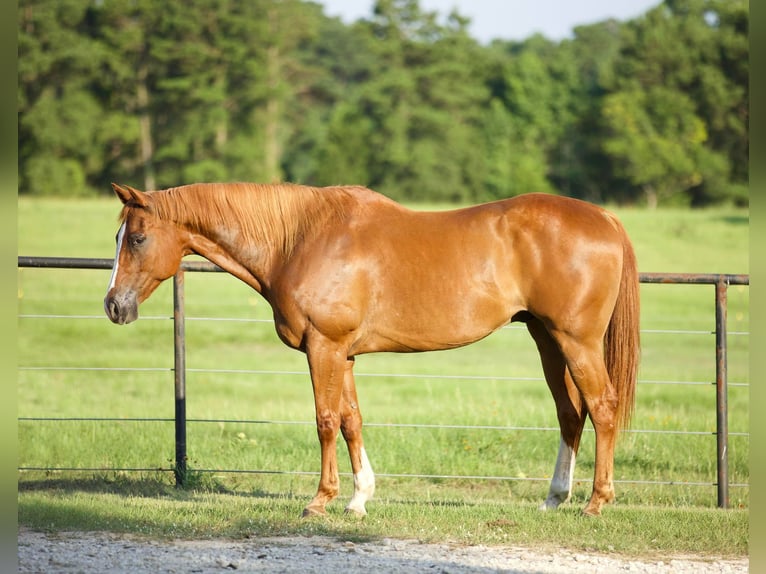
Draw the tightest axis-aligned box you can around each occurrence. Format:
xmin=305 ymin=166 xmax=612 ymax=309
xmin=18 ymin=528 xmax=747 ymax=573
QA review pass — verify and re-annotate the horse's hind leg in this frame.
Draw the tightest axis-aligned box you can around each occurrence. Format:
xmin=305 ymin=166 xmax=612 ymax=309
xmin=526 ymin=318 xmax=588 ymax=510
xmin=340 ymin=358 xmax=375 ymax=516
xmin=554 ymin=332 xmax=620 ymax=516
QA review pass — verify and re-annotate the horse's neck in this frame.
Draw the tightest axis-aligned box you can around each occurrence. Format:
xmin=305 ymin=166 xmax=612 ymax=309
xmin=167 ymin=182 xmax=349 ymax=293
xmin=187 ymin=228 xmax=269 ymax=294
xmin=177 ymin=199 xmax=275 ymax=294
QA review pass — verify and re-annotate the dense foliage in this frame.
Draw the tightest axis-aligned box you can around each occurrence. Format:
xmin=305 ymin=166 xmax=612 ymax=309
xmin=18 ymin=0 xmax=748 ymax=206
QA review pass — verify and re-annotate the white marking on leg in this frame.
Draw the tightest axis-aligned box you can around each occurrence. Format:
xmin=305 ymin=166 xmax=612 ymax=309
xmin=540 ymin=437 xmax=576 ymax=510
xmin=345 ymin=447 xmax=375 ymax=516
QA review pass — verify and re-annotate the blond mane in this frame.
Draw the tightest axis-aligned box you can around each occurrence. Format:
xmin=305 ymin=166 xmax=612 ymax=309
xmin=122 ymin=183 xmax=353 ymax=258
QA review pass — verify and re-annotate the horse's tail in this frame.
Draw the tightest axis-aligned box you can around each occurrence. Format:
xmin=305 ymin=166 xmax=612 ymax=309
xmin=604 ymin=225 xmax=641 ymax=433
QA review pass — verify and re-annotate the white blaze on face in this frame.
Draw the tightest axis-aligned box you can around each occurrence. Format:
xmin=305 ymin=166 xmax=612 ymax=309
xmin=106 ymin=222 xmax=126 ymax=294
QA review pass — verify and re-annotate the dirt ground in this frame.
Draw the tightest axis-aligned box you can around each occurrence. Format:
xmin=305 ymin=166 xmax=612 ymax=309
xmin=18 ymin=527 xmax=748 ymax=573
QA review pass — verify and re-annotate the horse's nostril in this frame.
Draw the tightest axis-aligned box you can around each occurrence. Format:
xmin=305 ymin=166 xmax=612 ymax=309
xmin=105 ymin=298 xmax=120 ymax=322
xmin=105 ymin=291 xmax=138 ymax=325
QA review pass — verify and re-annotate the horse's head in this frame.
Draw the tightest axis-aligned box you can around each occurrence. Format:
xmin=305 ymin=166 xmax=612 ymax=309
xmin=104 ymin=183 xmax=187 ymax=324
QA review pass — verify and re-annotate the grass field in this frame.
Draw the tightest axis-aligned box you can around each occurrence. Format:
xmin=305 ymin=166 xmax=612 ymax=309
xmin=17 ymin=196 xmax=749 ymax=556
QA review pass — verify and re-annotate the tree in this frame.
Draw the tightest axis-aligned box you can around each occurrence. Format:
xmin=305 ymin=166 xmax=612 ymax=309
xmin=93 ymin=0 xmax=167 ymax=191
xmin=18 ymin=0 xmax=128 ymax=195
xmin=609 ymin=0 xmax=748 ymax=205
xmin=146 ymin=0 xmax=233 ymax=185
xmin=601 ymin=87 xmax=712 ymax=207
xmin=222 ymin=0 xmax=323 ymax=184
xmin=17 ymin=0 xmax=748 ymax=206
xmin=314 ymin=0 xmax=488 ymax=202
xmin=480 ymin=98 xmax=553 ymax=201
xmin=548 ymin=20 xmax=623 ymax=202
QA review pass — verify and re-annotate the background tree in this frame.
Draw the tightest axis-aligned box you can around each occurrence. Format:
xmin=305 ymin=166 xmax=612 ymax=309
xmin=605 ymin=0 xmax=748 ymax=206
xmin=601 ymin=87 xmax=710 ymax=208
xmin=17 ymin=0 xmax=748 ymax=208
xmin=18 ymin=0 xmax=124 ymax=195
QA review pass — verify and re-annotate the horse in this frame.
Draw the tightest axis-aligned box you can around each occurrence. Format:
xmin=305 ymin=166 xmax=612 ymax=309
xmin=104 ymin=182 xmax=640 ymax=517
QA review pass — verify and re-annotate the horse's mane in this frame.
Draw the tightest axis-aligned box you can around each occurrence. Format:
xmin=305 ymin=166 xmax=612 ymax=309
xmin=123 ymin=183 xmax=354 ymax=258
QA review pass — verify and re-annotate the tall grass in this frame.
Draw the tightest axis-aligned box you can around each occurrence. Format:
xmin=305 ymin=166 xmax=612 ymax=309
xmin=17 ymin=197 xmax=749 ymax=554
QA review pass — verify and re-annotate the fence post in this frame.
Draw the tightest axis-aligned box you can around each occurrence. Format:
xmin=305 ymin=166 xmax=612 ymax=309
xmin=173 ymin=270 xmax=187 ymax=487
xmin=715 ymin=277 xmax=729 ymax=508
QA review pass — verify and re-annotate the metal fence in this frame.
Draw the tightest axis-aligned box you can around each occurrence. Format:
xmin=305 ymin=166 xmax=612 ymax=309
xmin=17 ymin=256 xmax=749 ymax=508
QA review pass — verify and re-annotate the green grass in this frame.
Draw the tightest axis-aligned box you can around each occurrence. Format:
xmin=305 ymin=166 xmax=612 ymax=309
xmin=17 ymin=196 xmax=749 ymax=555
xmin=18 ymin=476 xmax=747 ymax=556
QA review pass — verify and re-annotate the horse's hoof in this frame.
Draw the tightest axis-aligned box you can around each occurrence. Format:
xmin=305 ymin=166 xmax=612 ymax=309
xmin=344 ymin=505 xmax=367 ymax=518
xmin=581 ymin=506 xmax=602 ymax=517
xmin=539 ymin=495 xmax=567 ymax=511
xmin=301 ymin=506 xmax=327 ymax=518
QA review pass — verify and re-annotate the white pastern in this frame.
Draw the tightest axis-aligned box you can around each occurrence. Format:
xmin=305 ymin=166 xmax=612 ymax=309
xmin=345 ymin=447 xmax=375 ymax=516
xmin=106 ymin=222 xmax=126 ymax=294
xmin=539 ymin=437 xmax=576 ymax=511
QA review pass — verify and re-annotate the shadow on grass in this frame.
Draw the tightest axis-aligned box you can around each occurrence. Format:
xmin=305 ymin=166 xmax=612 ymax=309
xmin=18 ymin=471 xmax=541 ymax=506
xmin=18 ymin=472 xmax=292 ymax=502
xmin=18 ymin=473 xmax=388 ymax=543
xmin=717 ymin=214 xmax=749 ymax=226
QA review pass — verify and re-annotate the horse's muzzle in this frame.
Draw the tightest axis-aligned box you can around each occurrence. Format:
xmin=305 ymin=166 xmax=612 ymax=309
xmin=104 ymin=290 xmax=139 ymax=325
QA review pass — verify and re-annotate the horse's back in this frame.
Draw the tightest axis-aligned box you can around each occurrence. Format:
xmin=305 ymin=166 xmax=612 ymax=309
xmin=276 ymin=189 xmax=628 ymax=355
xmin=381 ymin=193 xmax=624 ymax=346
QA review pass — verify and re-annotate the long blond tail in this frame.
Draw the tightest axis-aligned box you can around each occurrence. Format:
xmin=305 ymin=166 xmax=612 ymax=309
xmin=604 ymin=228 xmax=641 ymax=432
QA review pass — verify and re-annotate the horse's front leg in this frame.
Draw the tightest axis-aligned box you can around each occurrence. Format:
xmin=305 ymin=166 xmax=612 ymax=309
xmin=340 ymin=358 xmax=375 ymax=516
xmin=302 ymin=336 xmax=347 ymax=517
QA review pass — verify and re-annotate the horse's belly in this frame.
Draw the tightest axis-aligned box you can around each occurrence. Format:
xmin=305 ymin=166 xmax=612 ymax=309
xmin=355 ymin=288 xmax=520 ymax=354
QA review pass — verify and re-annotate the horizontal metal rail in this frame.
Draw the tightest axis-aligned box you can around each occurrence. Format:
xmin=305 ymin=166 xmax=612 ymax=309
xmin=17 ymin=256 xmax=752 ymax=286
xmin=17 ymin=256 xmax=750 ymax=507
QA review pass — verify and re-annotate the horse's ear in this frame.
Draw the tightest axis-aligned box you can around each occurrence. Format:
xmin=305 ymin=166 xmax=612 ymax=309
xmin=111 ymin=183 xmax=149 ymax=207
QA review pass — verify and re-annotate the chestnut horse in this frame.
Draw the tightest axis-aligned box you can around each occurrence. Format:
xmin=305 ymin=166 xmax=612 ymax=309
xmin=104 ymin=182 xmax=639 ymax=517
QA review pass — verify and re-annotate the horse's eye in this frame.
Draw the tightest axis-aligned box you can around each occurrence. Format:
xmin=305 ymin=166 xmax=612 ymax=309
xmin=129 ymin=234 xmax=146 ymax=248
